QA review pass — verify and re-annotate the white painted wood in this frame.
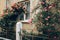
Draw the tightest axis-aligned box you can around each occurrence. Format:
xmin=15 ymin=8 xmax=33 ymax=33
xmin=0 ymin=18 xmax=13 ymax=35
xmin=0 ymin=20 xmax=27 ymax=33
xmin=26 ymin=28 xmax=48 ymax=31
xmin=16 ymin=22 xmax=22 ymax=40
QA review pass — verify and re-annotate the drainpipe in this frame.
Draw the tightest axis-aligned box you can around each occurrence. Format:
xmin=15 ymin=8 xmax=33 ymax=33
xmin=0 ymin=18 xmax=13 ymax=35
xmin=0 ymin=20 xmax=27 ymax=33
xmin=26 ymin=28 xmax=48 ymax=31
xmin=6 ymin=0 xmax=8 ymax=9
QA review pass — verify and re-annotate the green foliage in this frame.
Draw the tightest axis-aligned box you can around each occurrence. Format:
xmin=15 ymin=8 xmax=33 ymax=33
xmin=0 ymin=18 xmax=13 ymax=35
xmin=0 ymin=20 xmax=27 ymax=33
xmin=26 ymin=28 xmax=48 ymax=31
xmin=0 ymin=12 xmax=17 ymax=30
xmin=32 ymin=0 xmax=60 ymax=40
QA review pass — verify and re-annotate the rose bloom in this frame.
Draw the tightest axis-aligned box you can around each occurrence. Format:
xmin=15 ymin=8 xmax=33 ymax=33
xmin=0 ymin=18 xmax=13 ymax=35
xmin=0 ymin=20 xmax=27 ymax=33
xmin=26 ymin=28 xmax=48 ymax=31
xmin=44 ymin=7 xmax=48 ymax=11
xmin=41 ymin=2 xmax=45 ymax=5
xmin=1 ymin=13 xmax=4 ymax=17
xmin=28 ymin=18 xmax=33 ymax=23
xmin=47 ymin=16 xmax=50 ymax=18
xmin=45 ymin=18 xmax=48 ymax=20
xmin=48 ymin=6 xmax=52 ymax=9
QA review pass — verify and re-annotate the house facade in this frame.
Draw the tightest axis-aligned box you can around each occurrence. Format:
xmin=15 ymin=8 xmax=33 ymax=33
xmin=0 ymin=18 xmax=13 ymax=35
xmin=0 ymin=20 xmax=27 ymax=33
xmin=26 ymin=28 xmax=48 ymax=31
xmin=0 ymin=0 xmax=36 ymax=40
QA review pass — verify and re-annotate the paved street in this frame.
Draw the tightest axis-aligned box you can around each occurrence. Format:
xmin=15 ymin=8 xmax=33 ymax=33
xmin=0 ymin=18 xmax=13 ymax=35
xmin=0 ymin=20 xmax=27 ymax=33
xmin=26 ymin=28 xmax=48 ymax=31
xmin=0 ymin=37 xmax=11 ymax=40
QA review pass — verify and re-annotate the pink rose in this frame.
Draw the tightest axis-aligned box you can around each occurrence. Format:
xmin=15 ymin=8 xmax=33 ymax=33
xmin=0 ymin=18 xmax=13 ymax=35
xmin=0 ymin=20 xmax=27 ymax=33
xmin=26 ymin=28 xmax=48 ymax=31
xmin=1 ymin=13 xmax=4 ymax=17
xmin=47 ymin=16 xmax=50 ymax=18
xmin=23 ymin=5 xmax=27 ymax=10
xmin=46 ymin=23 xmax=49 ymax=25
xmin=45 ymin=18 xmax=48 ymax=20
xmin=41 ymin=2 xmax=45 ymax=5
xmin=48 ymin=6 xmax=52 ymax=9
xmin=28 ymin=18 xmax=33 ymax=23
xmin=54 ymin=36 xmax=57 ymax=38
xmin=52 ymin=24 xmax=55 ymax=26
xmin=40 ymin=14 xmax=43 ymax=17
xmin=38 ymin=2 xmax=41 ymax=4
xmin=44 ymin=7 xmax=48 ymax=11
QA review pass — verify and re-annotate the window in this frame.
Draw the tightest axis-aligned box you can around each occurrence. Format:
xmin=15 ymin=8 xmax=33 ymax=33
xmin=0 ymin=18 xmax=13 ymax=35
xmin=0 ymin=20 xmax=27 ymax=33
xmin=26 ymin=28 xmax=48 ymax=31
xmin=21 ymin=1 xmax=30 ymax=21
xmin=5 ymin=0 xmax=30 ymax=21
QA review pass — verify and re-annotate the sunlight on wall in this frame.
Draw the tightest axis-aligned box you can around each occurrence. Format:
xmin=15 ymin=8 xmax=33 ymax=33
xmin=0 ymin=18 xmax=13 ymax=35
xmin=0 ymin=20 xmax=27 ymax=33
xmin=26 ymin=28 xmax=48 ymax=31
xmin=0 ymin=0 xmax=6 ymax=14
xmin=30 ymin=0 xmax=39 ymax=18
